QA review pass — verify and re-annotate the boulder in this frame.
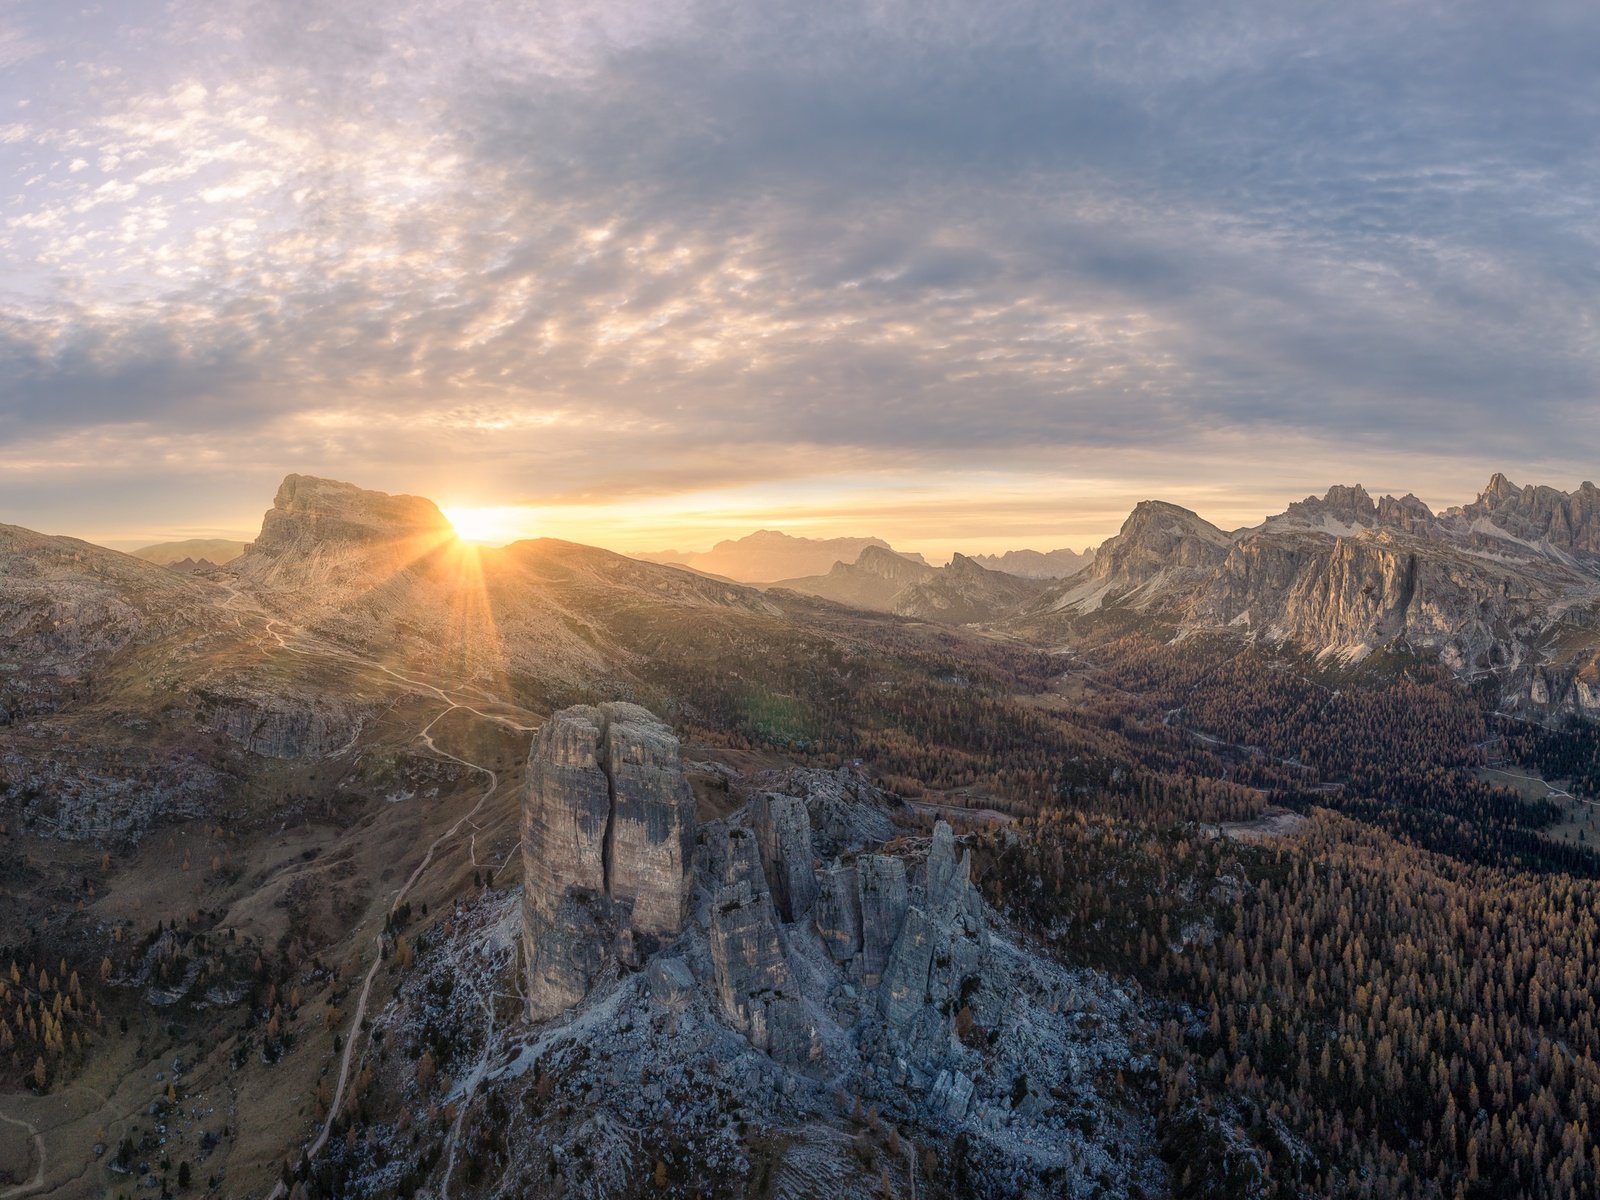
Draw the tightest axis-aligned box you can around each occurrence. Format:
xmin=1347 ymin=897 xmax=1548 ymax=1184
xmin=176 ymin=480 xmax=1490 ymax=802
xmin=646 ymin=956 xmax=696 ymax=1012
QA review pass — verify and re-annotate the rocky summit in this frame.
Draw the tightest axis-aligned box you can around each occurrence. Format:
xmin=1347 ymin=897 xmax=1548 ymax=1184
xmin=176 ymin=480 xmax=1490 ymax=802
xmin=1023 ymin=475 xmax=1600 ymax=716
xmin=506 ymin=703 xmax=1160 ymax=1194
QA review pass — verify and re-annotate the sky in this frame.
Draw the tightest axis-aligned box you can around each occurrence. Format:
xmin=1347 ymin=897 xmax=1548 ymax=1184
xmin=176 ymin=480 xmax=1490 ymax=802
xmin=4 ymin=1 xmax=1600 ymax=559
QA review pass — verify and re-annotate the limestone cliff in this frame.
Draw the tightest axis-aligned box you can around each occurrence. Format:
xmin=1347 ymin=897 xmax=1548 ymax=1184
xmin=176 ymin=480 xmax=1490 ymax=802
xmin=603 ymin=705 xmax=698 ymax=940
xmin=1022 ymin=477 xmax=1600 ymax=713
xmin=749 ymin=791 xmax=817 ymax=922
xmin=520 ymin=704 xmax=1010 ymax=1110
xmin=520 ymin=703 xmax=696 ymax=1020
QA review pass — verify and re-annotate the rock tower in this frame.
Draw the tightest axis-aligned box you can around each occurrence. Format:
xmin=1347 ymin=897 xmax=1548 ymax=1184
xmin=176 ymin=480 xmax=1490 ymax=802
xmin=521 ymin=703 xmax=696 ymax=1020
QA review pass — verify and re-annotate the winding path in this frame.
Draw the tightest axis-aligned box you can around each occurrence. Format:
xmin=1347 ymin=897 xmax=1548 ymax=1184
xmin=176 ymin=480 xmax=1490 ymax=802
xmin=211 ymin=579 xmax=537 ymax=1199
xmin=265 ymin=742 xmax=506 ymax=1200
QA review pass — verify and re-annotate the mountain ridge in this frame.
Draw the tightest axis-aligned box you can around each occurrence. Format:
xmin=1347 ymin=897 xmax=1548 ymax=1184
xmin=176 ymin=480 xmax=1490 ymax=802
xmin=1022 ymin=475 xmax=1600 ymax=717
xmin=963 ymin=545 xmax=1096 ymax=578
xmin=129 ymin=537 xmax=249 ymax=566
xmin=635 ymin=528 xmax=927 ymax=582
xmin=770 ymin=543 xmax=1045 ymax=623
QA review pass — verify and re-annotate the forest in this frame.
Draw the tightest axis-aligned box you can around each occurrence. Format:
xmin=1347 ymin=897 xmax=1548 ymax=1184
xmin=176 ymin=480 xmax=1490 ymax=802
xmin=658 ymin=617 xmax=1600 ymax=1196
xmin=977 ymin=809 xmax=1600 ymax=1199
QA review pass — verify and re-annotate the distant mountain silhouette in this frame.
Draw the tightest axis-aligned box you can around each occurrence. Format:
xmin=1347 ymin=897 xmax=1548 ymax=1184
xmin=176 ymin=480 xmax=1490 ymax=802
xmin=635 ymin=529 xmax=925 ymax=582
xmin=131 ymin=537 xmax=249 ymax=566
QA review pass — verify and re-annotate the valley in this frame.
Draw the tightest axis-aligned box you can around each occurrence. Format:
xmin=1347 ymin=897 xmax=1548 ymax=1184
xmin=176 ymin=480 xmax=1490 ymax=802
xmin=8 ymin=473 xmax=1600 ymax=1197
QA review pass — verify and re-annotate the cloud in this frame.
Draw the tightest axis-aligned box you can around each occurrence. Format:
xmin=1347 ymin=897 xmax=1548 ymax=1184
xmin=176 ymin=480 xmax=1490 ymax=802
xmin=3 ymin=0 xmax=1600 ymax=550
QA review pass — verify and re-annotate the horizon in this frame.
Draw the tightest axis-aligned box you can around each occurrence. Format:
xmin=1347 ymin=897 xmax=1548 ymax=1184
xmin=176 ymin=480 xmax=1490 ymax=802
xmin=58 ymin=466 xmax=1598 ymax=563
xmin=6 ymin=3 xmax=1600 ymax=556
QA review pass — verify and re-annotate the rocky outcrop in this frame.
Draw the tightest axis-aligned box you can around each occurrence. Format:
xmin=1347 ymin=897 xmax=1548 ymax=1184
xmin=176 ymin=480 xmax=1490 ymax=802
xmin=197 ymin=689 xmax=371 ymax=759
xmin=813 ymin=861 xmax=862 ymax=962
xmin=603 ymin=705 xmax=697 ymax=941
xmin=246 ymin=474 xmax=454 ymax=558
xmin=1021 ymin=478 xmax=1600 ymax=710
xmin=707 ymin=813 xmax=992 ymax=1071
xmin=522 ymin=708 xmax=612 ymax=910
xmin=925 ymin=819 xmax=982 ymax=919
xmin=1448 ymin=473 xmax=1600 ymax=558
xmin=856 ymin=855 xmax=908 ymax=987
xmin=750 ymin=792 xmax=817 ymax=921
xmin=878 ymin=822 xmax=992 ymax=1047
xmin=879 ymin=906 xmax=938 ymax=1030
xmin=225 ymin=474 xmax=463 ymax=641
xmin=760 ymin=767 xmax=897 ymax=857
xmin=521 ymin=703 xmax=696 ymax=1020
xmin=426 ymin=791 xmax=1150 ymax=1200
xmin=709 ymin=880 xmax=816 ymax=1064
xmin=710 ymin=824 xmax=770 ymax=897
xmin=517 ymin=705 xmax=1017 ymax=1140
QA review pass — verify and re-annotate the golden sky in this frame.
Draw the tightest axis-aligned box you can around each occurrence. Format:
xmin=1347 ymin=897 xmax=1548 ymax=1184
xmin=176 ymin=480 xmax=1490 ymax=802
xmin=4 ymin=1 xmax=1599 ymax=558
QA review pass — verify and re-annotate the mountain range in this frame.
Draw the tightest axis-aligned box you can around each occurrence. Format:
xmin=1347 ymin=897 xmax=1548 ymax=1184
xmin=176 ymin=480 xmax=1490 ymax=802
xmin=634 ymin=529 xmax=927 ymax=582
xmin=1019 ymin=475 xmax=1600 ymax=717
xmin=18 ymin=472 xmax=1600 ymax=728
xmin=768 ymin=543 xmax=1047 ymax=623
xmin=636 ymin=529 xmax=1095 ymax=583
xmin=963 ymin=546 xmax=1096 ymax=578
xmin=9 ymin=470 xmax=1600 ymax=1196
xmin=129 ymin=537 xmax=249 ymax=566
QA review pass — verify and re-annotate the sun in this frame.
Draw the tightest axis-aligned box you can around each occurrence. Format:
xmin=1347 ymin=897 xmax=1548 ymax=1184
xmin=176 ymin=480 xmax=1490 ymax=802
xmin=442 ymin=506 xmax=524 ymax=546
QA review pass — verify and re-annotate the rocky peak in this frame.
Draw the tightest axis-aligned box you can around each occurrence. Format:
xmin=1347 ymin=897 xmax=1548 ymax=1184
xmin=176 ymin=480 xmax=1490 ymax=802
xmin=1483 ymin=471 xmax=1519 ymax=502
xmin=842 ymin=543 xmax=937 ymax=583
xmin=962 ymin=546 xmax=1096 ymax=578
xmin=1283 ymin=484 xmax=1377 ymax=528
xmin=1448 ymin=474 xmax=1600 ymax=558
xmin=1089 ymin=500 xmax=1231 ymax=581
xmin=247 ymin=474 xmax=454 ymax=558
xmin=1276 ymin=485 xmax=1438 ymax=537
xmin=1119 ymin=500 xmax=1230 ymax=546
xmin=944 ymin=551 xmax=988 ymax=577
xmin=1375 ymin=492 xmax=1436 ymax=533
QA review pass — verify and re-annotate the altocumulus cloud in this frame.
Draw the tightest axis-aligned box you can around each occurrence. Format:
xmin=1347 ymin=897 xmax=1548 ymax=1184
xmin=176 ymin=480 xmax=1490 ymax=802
xmin=2 ymin=0 xmax=1600 ymax=540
